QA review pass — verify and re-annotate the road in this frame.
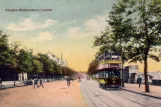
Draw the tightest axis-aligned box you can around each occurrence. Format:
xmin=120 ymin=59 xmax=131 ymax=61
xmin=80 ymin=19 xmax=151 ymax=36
xmin=80 ymin=78 xmax=161 ymax=107
xmin=1 ymin=78 xmax=161 ymax=107
xmin=0 ymin=81 xmax=86 ymax=107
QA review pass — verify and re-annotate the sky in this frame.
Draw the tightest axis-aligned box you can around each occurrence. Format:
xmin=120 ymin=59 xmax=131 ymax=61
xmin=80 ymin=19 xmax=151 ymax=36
xmin=0 ymin=0 xmax=161 ymax=72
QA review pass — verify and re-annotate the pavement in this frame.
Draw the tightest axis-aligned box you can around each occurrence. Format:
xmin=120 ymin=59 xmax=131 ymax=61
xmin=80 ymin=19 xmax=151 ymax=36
xmin=122 ymin=83 xmax=161 ymax=99
xmin=0 ymin=81 xmax=25 ymax=90
xmin=0 ymin=80 xmax=86 ymax=107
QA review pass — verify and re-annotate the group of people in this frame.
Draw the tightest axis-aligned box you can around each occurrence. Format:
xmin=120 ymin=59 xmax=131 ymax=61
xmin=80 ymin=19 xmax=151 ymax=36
xmin=0 ymin=76 xmax=142 ymax=89
xmin=33 ymin=78 xmax=44 ymax=88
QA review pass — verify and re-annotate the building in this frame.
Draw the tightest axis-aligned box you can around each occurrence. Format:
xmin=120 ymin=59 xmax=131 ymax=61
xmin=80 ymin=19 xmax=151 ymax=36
xmin=47 ymin=54 xmax=68 ymax=67
xmin=123 ymin=65 xmax=140 ymax=83
xmin=123 ymin=65 xmax=161 ymax=85
xmin=18 ymin=73 xmax=28 ymax=81
xmin=148 ymin=71 xmax=161 ymax=86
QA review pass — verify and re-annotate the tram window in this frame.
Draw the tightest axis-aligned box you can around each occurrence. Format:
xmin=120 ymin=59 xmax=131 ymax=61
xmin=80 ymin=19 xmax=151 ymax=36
xmin=105 ymin=73 xmax=108 ymax=77
xmin=107 ymin=71 xmax=120 ymax=78
xmin=99 ymin=72 xmax=104 ymax=77
xmin=117 ymin=71 xmax=120 ymax=77
xmin=109 ymin=72 xmax=115 ymax=77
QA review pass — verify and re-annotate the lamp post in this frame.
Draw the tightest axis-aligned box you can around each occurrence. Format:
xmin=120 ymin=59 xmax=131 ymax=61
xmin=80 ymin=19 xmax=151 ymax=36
xmin=121 ymin=53 xmax=124 ymax=87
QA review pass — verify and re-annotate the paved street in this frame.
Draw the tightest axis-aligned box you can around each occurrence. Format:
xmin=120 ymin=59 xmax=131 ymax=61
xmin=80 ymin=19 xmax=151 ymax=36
xmin=1 ymin=79 xmax=161 ymax=107
xmin=81 ymin=79 xmax=161 ymax=107
xmin=0 ymin=81 xmax=86 ymax=107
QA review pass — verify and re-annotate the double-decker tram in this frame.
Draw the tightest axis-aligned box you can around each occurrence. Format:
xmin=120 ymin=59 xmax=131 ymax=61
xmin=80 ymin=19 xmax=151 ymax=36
xmin=97 ymin=52 xmax=122 ymax=88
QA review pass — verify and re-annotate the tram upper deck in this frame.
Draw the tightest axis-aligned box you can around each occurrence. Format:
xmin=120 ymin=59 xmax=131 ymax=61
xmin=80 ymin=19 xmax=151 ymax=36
xmin=97 ymin=52 xmax=122 ymax=70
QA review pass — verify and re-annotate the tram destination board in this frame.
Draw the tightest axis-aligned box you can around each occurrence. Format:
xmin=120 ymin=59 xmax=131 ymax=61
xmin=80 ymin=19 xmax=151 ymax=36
xmin=97 ymin=63 xmax=122 ymax=70
xmin=98 ymin=52 xmax=121 ymax=62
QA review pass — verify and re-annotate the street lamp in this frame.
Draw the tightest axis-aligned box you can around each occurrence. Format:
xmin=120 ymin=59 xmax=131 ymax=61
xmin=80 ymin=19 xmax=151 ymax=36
xmin=121 ymin=52 xmax=124 ymax=87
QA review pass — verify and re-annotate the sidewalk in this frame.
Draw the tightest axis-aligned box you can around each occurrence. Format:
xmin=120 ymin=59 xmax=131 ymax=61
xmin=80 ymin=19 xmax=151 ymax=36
xmin=0 ymin=81 xmax=86 ymax=107
xmin=0 ymin=81 xmax=25 ymax=90
xmin=122 ymin=83 xmax=161 ymax=99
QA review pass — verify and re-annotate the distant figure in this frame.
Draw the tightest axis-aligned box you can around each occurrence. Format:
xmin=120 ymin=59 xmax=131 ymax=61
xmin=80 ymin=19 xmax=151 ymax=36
xmin=39 ymin=78 xmax=44 ymax=88
xmin=137 ymin=75 xmax=142 ymax=88
xmin=0 ymin=78 xmax=2 ymax=87
xmin=87 ymin=76 xmax=90 ymax=80
xmin=78 ymin=76 xmax=81 ymax=82
xmin=34 ymin=78 xmax=39 ymax=88
xmin=66 ymin=77 xmax=71 ymax=87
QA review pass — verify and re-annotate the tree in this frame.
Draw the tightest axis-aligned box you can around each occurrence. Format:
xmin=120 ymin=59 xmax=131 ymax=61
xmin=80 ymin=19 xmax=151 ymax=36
xmin=87 ymin=60 xmax=99 ymax=75
xmin=0 ymin=30 xmax=10 ymax=67
xmin=32 ymin=59 xmax=43 ymax=75
xmin=0 ymin=31 xmax=15 ymax=82
xmin=118 ymin=0 xmax=161 ymax=92
xmin=52 ymin=61 xmax=61 ymax=75
xmin=94 ymin=0 xmax=161 ymax=92
xmin=18 ymin=49 xmax=34 ymax=80
xmin=61 ymin=66 xmax=77 ymax=76
xmin=108 ymin=0 xmax=161 ymax=92
xmin=37 ymin=53 xmax=55 ymax=76
xmin=8 ymin=41 xmax=21 ymax=86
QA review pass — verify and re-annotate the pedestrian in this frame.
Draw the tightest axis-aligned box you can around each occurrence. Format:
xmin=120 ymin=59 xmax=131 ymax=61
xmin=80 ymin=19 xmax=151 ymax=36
xmin=137 ymin=75 xmax=142 ymax=88
xmin=0 ymin=78 xmax=2 ymax=87
xmin=66 ymin=77 xmax=71 ymax=87
xmin=34 ymin=78 xmax=39 ymax=88
xmin=39 ymin=78 xmax=44 ymax=88
xmin=78 ymin=76 xmax=81 ymax=82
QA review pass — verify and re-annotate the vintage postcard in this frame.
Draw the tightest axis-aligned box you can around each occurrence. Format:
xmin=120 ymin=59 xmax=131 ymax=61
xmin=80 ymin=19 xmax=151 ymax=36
xmin=0 ymin=0 xmax=161 ymax=107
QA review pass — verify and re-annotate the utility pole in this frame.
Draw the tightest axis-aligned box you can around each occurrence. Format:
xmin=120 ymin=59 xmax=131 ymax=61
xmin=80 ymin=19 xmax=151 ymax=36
xmin=121 ymin=53 xmax=124 ymax=87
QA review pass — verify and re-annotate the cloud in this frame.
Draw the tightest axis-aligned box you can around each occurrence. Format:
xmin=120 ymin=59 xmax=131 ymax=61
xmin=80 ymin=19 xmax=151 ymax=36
xmin=85 ymin=15 xmax=107 ymax=34
xmin=67 ymin=15 xmax=108 ymax=39
xmin=6 ymin=18 xmax=57 ymax=31
xmin=32 ymin=31 xmax=54 ymax=42
xmin=67 ymin=27 xmax=93 ymax=39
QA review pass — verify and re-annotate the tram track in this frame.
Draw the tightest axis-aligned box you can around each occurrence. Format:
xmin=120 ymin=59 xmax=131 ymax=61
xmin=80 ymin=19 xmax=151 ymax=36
xmin=93 ymin=80 xmax=161 ymax=107
xmin=83 ymin=84 xmax=111 ymax=107
xmin=87 ymin=86 xmax=123 ymax=107
xmin=84 ymin=80 xmax=152 ymax=107
xmin=82 ymin=89 xmax=97 ymax=107
xmin=82 ymin=80 xmax=126 ymax=107
xmin=92 ymin=82 xmax=152 ymax=107
xmin=108 ymin=90 xmax=161 ymax=107
xmin=106 ymin=90 xmax=150 ymax=107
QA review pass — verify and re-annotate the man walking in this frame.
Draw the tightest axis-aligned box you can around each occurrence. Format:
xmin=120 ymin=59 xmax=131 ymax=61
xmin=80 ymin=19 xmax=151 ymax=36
xmin=34 ymin=78 xmax=39 ymax=88
xmin=39 ymin=78 xmax=44 ymax=88
xmin=66 ymin=77 xmax=71 ymax=87
xmin=137 ymin=75 xmax=142 ymax=88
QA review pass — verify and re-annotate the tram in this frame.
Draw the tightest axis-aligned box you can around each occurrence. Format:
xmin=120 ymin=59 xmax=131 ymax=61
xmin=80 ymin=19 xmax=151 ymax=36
xmin=97 ymin=52 xmax=122 ymax=88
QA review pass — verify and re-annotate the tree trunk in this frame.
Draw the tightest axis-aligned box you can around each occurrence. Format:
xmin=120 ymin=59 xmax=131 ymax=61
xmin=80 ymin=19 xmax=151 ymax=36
xmin=122 ymin=62 xmax=124 ymax=87
xmin=14 ymin=74 xmax=16 ymax=86
xmin=144 ymin=57 xmax=150 ymax=92
xmin=22 ymin=72 xmax=24 ymax=81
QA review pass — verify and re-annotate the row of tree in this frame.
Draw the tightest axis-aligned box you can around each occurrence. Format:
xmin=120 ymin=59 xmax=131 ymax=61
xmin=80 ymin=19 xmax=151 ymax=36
xmin=0 ymin=30 xmax=77 ymax=83
xmin=88 ymin=0 xmax=161 ymax=92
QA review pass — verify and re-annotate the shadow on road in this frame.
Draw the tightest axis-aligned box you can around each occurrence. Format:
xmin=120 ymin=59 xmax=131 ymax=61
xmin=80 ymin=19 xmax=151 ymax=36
xmin=105 ymin=88 xmax=122 ymax=91
xmin=99 ymin=86 xmax=122 ymax=91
